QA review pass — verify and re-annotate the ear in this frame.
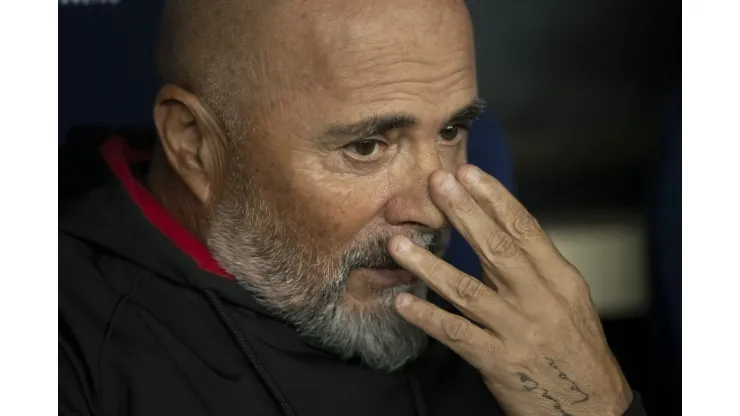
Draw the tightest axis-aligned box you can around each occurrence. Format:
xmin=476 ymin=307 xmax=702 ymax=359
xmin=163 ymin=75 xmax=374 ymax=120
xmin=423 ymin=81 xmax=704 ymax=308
xmin=153 ymin=85 xmax=226 ymax=203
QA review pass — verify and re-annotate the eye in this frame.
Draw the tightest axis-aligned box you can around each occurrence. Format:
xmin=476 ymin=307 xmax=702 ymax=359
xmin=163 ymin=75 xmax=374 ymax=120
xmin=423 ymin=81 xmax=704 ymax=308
xmin=439 ymin=124 xmax=467 ymax=142
xmin=344 ymin=139 xmax=387 ymax=161
xmin=351 ymin=140 xmax=378 ymax=156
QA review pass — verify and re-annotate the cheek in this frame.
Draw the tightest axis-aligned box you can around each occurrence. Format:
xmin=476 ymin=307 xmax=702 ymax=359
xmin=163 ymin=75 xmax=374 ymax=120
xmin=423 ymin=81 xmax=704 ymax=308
xmin=290 ymin=177 xmax=385 ymax=250
xmin=457 ymin=142 xmax=468 ymax=166
xmin=440 ymin=142 xmax=468 ymax=173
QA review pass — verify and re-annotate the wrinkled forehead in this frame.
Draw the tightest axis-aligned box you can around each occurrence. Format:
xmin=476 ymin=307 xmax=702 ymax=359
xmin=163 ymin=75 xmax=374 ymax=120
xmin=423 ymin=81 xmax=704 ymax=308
xmin=257 ymin=0 xmax=476 ymax=118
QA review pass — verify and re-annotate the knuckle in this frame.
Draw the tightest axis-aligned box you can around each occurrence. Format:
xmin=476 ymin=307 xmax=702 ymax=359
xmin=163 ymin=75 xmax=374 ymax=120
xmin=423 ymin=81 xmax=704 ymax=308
xmin=571 ymin=275 xmax=591 ymax=298
xmin=555 ymin=264 xmax=591 ymax=300
xmin=512 ymin=209 xmax=540 ymax=238
xmin=484 ymin=229 xmax=519 ymax=259
xmin=455 ymin=194 xmax=477 ymax=215
xmin=562 ymin=261 xmax=582 ymax=278
xmin=442 ymin=315 xmax=474 ymax=342
xmin=456 ymin=274 xmax=486 ymax=304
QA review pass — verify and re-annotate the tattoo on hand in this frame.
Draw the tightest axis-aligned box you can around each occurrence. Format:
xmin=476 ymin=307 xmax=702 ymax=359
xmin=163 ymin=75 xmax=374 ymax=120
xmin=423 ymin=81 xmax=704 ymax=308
xmin=545 ymin=357 xmax=590 ymax=404
xmin=517 ymin=358 xmax=590 ymax=416
xmin=518 ymin=373 xmax=574 ymax=416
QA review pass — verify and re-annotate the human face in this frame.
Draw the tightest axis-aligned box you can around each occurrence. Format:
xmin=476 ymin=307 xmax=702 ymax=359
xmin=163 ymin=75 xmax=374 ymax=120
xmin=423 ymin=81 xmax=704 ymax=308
xmin=206 ymin=0 xmax=479 ymax=371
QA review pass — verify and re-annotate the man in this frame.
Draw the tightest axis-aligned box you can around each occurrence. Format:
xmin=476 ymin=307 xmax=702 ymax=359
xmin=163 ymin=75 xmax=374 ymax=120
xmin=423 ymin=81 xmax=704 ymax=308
xmin=59 ymin=0 xmax=647 ymax=415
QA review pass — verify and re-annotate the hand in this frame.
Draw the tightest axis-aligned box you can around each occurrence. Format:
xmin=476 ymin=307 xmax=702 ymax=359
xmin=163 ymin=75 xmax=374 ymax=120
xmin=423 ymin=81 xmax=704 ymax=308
xmin=388 ymin=165 xmax=633 ymax=416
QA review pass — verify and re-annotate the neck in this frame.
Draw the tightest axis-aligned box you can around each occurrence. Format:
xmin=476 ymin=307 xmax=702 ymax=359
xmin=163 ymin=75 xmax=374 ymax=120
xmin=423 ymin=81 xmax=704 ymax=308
xmin=145 ymin=146 xmax=211 ymax=244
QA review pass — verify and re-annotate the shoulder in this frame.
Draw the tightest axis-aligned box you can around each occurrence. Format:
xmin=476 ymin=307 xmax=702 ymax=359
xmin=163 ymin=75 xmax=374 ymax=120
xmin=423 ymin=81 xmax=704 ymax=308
xmin=59 ymin=232 xmax=142 ymax=376
xmin=59 ymin=231 xmax=140 ymax=416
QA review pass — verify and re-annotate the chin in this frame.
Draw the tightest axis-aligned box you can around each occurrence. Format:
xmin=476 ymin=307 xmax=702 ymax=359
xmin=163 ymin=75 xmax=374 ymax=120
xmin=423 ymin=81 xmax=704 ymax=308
xmin=343 ymin=280 xmax=427 ymax=313
xmin=329 ymin=283 xmax=430 ymax=372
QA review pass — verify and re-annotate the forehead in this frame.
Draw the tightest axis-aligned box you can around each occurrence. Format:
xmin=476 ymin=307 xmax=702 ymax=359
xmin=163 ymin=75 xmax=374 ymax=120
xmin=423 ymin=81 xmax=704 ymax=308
xmin=259 ymin=0 xmax=477 ymax=125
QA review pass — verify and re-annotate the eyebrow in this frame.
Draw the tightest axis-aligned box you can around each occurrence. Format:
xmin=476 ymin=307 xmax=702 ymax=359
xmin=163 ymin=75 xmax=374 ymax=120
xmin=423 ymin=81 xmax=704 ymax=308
xmin=450 ymin=97 xmax=487 ymax=125
xmin=322 ymin=97 xmax=488 ymax=142
xmin=325 ymin=114 xmax=417 ymax=140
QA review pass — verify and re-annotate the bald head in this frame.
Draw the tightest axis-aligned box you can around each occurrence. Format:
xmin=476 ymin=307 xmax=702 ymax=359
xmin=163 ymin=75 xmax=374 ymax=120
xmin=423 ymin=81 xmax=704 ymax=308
xmin=156 ymin=0 xmax=275 ymax=131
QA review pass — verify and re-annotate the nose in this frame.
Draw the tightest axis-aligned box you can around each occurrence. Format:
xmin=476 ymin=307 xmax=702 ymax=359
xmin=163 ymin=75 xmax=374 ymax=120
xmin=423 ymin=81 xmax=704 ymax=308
xmin=383 ymin=145 xmax=450 ymax=230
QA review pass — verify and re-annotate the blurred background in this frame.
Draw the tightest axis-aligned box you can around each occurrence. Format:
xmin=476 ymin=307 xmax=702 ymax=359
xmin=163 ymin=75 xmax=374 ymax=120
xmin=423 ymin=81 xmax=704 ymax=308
xmin=59 ymin=0 xmax=681 ymax=413
xmin=469 ymin=1 xmax=681 ymax=413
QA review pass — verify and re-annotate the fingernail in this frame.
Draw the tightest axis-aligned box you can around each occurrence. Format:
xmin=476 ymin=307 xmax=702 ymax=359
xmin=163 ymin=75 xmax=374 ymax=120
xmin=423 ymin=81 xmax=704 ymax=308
xmin=464 ymin=166 xmax=481 ymax=183
xmin=441 ymin=173 xmax=462 ymax=196
xmin=395 ymin=293 xmax=412 ymax=308
xmin=396 ymin=236 xmax=412 ymax=253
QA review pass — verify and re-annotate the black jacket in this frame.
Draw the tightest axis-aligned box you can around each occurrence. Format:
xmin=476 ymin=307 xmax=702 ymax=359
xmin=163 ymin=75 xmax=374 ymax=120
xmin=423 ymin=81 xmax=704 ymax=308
xmin=59 ymin=128 xmax=647 ymax=416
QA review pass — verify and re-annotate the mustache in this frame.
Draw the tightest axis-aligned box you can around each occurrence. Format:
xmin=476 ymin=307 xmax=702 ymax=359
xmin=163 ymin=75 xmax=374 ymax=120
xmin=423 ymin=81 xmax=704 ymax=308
xmin=344 ymin=229 xmax=448 ymax=270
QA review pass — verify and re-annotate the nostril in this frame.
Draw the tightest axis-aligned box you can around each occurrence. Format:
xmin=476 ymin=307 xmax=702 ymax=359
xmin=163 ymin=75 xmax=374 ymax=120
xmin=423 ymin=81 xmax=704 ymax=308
xmin=383 ymin=183 xmax=449 ymax=230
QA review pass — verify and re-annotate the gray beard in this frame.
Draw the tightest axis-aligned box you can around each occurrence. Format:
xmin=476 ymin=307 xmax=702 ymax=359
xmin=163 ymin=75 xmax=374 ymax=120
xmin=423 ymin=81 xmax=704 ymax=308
xmin=206 ymin=192 xmax=444 ymax=372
